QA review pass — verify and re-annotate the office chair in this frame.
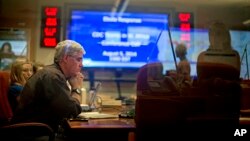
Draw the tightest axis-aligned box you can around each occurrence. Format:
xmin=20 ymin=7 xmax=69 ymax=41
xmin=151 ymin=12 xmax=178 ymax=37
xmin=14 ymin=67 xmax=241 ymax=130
xmin=135 ymin=61 xmax=242 ymax=139
xmin=196 ymin=50 xmax=241 ymax=114
xmin=191 ymin=51 xmax=242 ymax=137
xmin=136 ymin=62 xmax=179 ymax=96
xmin=135 ymin=62 xmax=200 ymax=140
xmin=0 ymin=71 xmax=55 ymax=141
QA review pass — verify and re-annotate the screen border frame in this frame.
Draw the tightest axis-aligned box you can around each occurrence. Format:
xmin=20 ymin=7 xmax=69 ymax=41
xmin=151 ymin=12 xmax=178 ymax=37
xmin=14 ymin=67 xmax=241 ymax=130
xmin=63 ymin=3 xmax=175 ymax=72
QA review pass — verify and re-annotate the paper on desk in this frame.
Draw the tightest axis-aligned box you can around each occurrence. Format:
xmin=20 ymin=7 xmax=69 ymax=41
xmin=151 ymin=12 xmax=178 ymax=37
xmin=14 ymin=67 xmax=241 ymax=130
xmin=78 ymin=112 xmax=118 ymax=119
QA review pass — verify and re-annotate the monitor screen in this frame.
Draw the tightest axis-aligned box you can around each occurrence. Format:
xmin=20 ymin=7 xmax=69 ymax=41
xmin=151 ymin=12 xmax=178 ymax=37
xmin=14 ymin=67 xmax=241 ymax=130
xmin=66 ymin=10 xmax=169 ymax=69
xmin=66 ymin=10 xmax=250 ymax=79
xmin=0 ymin=40 xmax=28 ymax=70
xmin=0 ymin=40 xmax=27 ymax=56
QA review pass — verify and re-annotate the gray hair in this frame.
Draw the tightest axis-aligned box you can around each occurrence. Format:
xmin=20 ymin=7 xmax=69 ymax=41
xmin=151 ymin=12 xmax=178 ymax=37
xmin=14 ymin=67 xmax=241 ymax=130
xmin=54 ymin=40 xmax=86 ymax=63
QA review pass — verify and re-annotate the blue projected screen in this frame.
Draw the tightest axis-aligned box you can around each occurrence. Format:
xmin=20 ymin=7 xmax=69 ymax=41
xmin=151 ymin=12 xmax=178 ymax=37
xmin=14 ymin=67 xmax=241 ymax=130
xmin=66 ymin=10 xmax=250 ymax=79
xmin=67 ymin=11 xmax=169 ymax=69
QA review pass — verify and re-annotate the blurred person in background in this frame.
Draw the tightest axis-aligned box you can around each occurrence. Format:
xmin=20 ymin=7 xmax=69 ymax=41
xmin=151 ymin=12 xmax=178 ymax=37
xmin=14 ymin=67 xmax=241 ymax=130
xmin=33 ymin=61 xmax=45 ymax=73
xmin=0 ymin=42 xmax=16 ymax=70
xmin=175 ymin=43 xmax=192 ymax=89
xmin=197 ymin=21 xmax=240 ymax=71
xmin=8 ymin=57 xmax=33 ymax=112
xmin=0 ymin=42 xmax=15 ymax=56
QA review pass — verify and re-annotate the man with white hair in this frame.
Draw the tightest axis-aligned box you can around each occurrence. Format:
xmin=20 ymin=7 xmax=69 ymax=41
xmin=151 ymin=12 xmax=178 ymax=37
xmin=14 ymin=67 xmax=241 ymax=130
xmin=13 ymin=40 xmax=86 ymax=132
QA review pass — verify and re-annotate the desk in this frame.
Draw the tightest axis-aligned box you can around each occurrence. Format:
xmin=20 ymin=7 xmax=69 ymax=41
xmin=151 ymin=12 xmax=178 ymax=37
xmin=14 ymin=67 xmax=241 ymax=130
xmin=64 ymin=106 xmax=135 ymax=141
xmin=241 ymin=87 xmax=250 ymax=110
xmin=65 ymin=96 xmax=250 ymax=141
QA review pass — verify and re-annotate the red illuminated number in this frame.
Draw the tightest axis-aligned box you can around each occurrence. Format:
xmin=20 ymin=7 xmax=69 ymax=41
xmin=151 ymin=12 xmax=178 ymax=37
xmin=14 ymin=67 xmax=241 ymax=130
xmin=45 ymin=18 xmax=57 ymax=26
xmin=41 ymin=6 xmax=60 ymax=47
xmin=44 ymin=27 xmax=57 ymax=36
xmin=180 ymin=33 xmax=191 ymax=41
xmin=178 ymin=13 xmax=191 ymax=22
xmin=180 ymin=23 xmax=191 ymax=31
xmin=176 ymin=12 xmax=193 ymax=48
xmin=44 ymin=38 xmax=57 ymax=47
xmin=45 ymin=7 xmax=58 ymax=16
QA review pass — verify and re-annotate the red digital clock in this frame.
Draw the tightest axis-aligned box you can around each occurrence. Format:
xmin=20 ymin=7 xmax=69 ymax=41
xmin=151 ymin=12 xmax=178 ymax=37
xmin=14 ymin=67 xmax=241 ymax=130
xmin=40 ymin=7 xmax=61 ymax=48
xmin=175 ymin=12 xmax=194 ymax=48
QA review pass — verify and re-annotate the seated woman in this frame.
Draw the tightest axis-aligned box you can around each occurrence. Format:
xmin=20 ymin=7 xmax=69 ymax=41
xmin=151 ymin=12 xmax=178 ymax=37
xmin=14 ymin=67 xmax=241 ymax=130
xmin=8 ymin=57 xmax=33 ymax=112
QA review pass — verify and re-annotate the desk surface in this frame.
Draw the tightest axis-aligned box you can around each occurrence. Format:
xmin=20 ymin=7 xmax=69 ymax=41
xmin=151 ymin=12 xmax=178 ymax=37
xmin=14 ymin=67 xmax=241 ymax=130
xmin=67 ymin=118 xmax=135 ymax=129
xmin=65 ymin=106 xmax=135 ymax=141
xmin=66 ymin=106 xmax=135 ymax=130
xmin=65 ymin=105 xmax=250 ymax=141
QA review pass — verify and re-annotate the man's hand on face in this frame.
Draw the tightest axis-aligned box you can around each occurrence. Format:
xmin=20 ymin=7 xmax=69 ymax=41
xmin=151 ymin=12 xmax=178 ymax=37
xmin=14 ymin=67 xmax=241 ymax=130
xmin=68 ymin=72 xmax=84 ymax=89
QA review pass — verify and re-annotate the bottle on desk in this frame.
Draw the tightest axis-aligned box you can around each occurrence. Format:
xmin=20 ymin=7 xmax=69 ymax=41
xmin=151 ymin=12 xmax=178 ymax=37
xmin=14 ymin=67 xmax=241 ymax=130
xmin=81 ymin=87 xmax=87 ymax=104
xmin=87 ymin=89 xmax=102 ymax=112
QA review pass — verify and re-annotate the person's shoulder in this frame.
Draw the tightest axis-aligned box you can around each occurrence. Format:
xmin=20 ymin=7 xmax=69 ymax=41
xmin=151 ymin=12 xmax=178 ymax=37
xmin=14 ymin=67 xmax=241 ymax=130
xmin=39 ymin=64 xmax=65 ymax=80
xmin=10 ymin=83 xmax=23 ymax=88
xmin=8 ymin=84 xmax=23 ymax=94
xmin=178 ymin=60 xmax=190 ymax=66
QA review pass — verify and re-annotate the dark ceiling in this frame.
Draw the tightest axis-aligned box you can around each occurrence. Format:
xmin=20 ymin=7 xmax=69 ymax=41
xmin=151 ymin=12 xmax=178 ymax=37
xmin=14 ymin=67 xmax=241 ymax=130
xmin=0 ymin=0 xmax=250 ymax=30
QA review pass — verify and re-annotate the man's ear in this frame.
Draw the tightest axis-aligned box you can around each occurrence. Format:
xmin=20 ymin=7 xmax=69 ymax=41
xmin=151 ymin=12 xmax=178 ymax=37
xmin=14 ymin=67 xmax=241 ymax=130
xmin=62 ymin=55 xmax=69 ymax=63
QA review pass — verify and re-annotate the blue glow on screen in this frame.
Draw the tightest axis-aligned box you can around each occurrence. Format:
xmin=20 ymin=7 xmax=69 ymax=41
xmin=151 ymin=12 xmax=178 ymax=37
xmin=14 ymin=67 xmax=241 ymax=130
xmin=66 ymin=10 xmax=250 ymax=79
xmin=67 ymin=11 xmax=169 ymax=68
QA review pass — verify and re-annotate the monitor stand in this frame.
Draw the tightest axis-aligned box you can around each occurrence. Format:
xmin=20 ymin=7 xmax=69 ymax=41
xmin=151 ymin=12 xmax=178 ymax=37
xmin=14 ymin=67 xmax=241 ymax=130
xmin=115 ymin=70 xmax=126 ymax=100
xmin=87 ymin=69 xmax=127 ymax=101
